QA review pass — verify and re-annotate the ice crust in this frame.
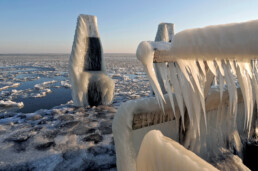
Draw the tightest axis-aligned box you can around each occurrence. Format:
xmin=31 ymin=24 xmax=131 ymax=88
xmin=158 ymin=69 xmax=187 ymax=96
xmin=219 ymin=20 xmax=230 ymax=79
xmin=170 ymin=19 xmax=258 ymax=59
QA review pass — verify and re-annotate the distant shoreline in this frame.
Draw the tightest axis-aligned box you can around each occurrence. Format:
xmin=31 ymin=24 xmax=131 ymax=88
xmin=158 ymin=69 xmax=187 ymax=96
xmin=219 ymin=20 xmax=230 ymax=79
xmin=0 ymin=53 xmax=136 ymax=56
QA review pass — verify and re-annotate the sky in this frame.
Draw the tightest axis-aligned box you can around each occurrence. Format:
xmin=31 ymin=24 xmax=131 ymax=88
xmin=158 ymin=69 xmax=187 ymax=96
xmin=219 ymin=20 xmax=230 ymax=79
xmin=0 ymin=0 xmax=258 ymax=54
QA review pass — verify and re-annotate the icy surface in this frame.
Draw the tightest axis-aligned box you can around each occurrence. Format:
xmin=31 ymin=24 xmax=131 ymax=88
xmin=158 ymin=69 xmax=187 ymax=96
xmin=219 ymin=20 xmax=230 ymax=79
xmin=0 ymin=53 xmax=148 ymax=170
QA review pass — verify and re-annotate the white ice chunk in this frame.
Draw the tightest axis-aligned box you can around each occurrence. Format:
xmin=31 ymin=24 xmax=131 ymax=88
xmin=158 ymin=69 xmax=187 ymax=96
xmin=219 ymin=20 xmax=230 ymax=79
xmin=34 ymin=80 xmax=57 ymax=90
xmin=61 ymin=81 xmax=72 ymax=88
xmin=0 ymin=83 xmax=20 ymax=91
xmin=0 ymin=100 xmax=24 ymax=108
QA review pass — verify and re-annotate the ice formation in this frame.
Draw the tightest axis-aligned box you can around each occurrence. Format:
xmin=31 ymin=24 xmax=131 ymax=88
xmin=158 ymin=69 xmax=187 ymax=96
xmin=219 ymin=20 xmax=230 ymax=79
xmin=61 ymin=81 xmax=71 ymax=88
xmin=69 ymin=14 xmax=114 ymax=107
xmin=136 ymin=41 xmax=171 ymax=112
xmin=0 ymin=83 xmax=20 ymax=91
xmin=0 ymin=100 xmax=24 ymax=108
xmin=34 ymin=80 xmax=57 ymax=90
xmin=136 ymin=19 xmax=258 ymax=140
xmin=136 ymin=130 xmax=218 ymax=171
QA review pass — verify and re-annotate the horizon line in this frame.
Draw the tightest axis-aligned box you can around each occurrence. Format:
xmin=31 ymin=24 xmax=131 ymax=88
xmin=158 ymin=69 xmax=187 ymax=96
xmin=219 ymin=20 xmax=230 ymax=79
xmin=0 ymin=52 xmax=136 ymax=55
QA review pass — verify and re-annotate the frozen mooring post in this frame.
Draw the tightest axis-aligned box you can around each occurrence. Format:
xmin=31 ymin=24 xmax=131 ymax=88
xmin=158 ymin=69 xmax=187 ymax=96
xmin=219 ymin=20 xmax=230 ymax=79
xmin=113 ymin=20 xmax=258 ymax=171
xmin=69 ymin=14 xmax=114 ymax=107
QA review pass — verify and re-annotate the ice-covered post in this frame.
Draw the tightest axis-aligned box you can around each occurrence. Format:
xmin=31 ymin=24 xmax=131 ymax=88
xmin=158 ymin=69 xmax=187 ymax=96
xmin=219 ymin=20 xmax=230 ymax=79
xmin=154 ymin=23 xmax=174 ymax=94
xmin=69 ymin=14 xmax=114 ymax=107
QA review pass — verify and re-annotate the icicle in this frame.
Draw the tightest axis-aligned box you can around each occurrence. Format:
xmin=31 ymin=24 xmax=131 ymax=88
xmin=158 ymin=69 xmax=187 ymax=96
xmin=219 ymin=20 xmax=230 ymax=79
xmin=136 ymin=41 xmax=166 ymax=112
xmin=223 ymin=61 xmax=238 ymax=126
xmin=188 ymin=60 xmax=204 ymax=98
xmin=191 ymin=79 xmax=202 ymax=137
xmin=229 ymin=60 xmax=236 ymax=76
xmin=177 ymin=60 xmax=205 ymax=113
xmin=251 ymin=60 xmax=258 ymax=110
xmin=177 ymin=60 xmax=194 ymax=90
xmin=242 ymin=61 xmax=254 ymax=134
xmin=216 ymin=59 xmax=224 ymax=76
xmin=187 ymin=60 xmax=207 ymax=128
xmin=198 ymin=60 xmax=206 ymax=77
xmin=206 ymin=60 xmax=217 ymax=77
xmin=172 ymin=60 xmax=207 ymax=133
xmin=236 ymin=62 xmax=250 ymax=131
xmin=168 ymin=63 xmax=185 ymax=128
xmin=158 ymin=63 xmax=177 ymax=117
xmin=213 ymin=77 xmax=218 ymax=86
xmin=219 ymin=72 xmax=224 ymax=101
xmin=176 ymin=64 xmax=194 ymax=128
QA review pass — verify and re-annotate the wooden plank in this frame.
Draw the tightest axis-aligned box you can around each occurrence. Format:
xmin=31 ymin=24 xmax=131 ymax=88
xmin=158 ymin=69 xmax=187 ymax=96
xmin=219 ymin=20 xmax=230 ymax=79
xmin=153 ymin=50 xmax=258 ymax=63
xmin=132 ymin=88 xmax=244 ymax=130
xmin=153 ymin=50 xmax=173 ymax=63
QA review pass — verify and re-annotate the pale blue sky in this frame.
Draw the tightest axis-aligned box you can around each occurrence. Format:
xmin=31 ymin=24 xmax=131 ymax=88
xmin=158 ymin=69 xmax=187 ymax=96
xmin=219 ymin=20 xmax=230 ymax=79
xmin=0 ymin=0 xmax=258 ymax=53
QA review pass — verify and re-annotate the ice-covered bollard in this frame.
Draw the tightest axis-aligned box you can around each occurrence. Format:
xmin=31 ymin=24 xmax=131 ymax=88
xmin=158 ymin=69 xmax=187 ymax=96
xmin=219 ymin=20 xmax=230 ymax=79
xmin=69 ymin=14 xmax=114 ymax=107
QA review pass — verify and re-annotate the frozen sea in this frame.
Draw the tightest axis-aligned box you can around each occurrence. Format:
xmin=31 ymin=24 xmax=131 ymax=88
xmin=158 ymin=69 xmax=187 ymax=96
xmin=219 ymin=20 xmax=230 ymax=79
xmin=0 ymin=53 xmax=151 ymax=170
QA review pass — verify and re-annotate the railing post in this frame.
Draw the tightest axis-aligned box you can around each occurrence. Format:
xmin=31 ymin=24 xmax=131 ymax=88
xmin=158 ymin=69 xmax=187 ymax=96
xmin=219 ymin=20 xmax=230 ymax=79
xmin=153 ymin=23 xmax=174 ymax=94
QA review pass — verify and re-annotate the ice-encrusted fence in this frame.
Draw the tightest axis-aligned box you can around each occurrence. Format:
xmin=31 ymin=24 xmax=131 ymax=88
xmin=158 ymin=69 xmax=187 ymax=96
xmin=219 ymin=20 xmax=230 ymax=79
xmin=112 ymin=20 xmax=258 ymax=171
xmin=136 ymin=20 xmax=258 ymax=138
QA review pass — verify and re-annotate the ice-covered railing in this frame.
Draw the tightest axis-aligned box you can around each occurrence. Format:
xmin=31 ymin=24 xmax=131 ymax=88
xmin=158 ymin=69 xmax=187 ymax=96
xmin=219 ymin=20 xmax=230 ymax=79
xmin=136 ymin=20 xmax=258 ymax=138
xmin=137 ymin=130 xmax=219 ymax=171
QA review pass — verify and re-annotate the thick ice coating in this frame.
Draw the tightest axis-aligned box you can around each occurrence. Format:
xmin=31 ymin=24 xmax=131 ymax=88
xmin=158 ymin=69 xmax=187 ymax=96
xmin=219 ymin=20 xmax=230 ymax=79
xmin=170 ymin=19 xmax=258 ymax=59
xmin=136 ymin=130 xmax=218 ymax=171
